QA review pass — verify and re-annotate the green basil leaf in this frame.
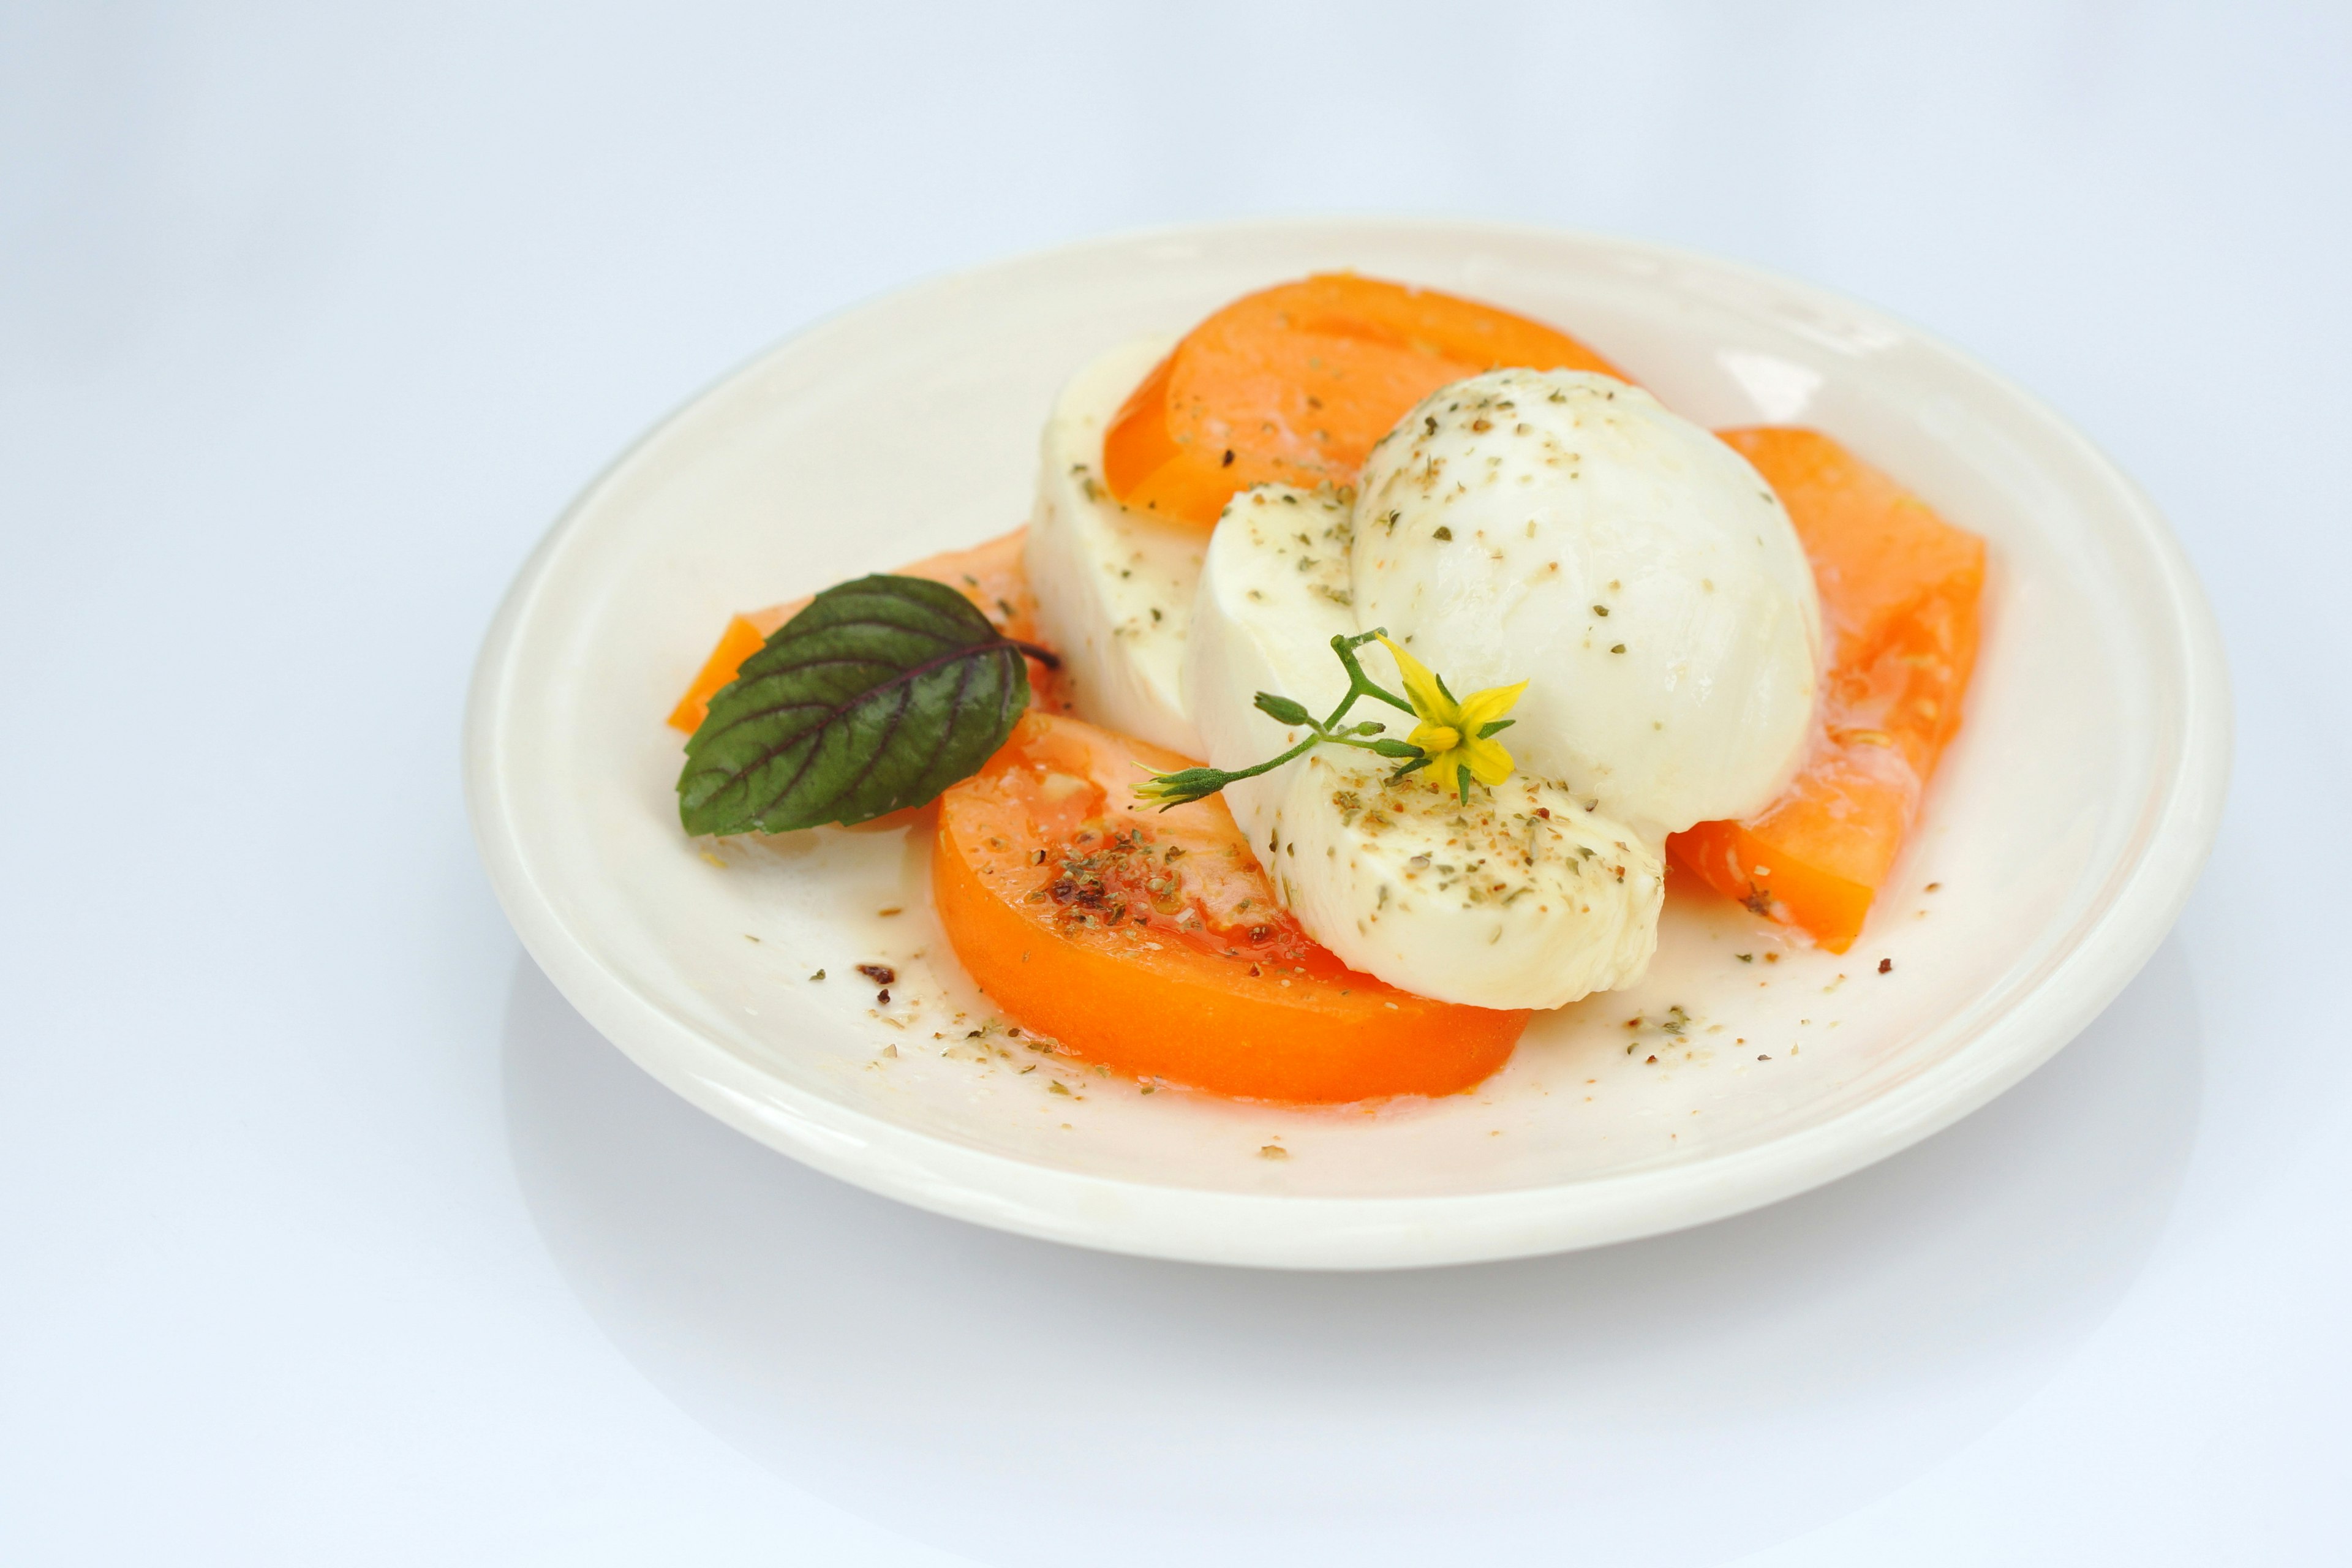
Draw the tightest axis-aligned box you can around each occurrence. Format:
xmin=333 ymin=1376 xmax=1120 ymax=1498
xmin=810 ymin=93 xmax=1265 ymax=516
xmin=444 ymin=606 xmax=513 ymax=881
xmin=678 ymin=574 xmax=1039 ymax=835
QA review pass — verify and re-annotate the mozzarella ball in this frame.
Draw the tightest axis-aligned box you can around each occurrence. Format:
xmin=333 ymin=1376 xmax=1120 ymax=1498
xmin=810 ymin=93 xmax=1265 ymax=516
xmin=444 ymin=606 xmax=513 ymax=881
xmin=1184 ymin=481 xmax=1662 ymax=1008
xmin=1352 ymin=369 xmax=1819 ymax=837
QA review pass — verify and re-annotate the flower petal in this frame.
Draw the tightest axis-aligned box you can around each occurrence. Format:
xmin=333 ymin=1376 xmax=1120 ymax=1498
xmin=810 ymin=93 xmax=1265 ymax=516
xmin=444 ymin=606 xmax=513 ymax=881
xmin=1376 ymin=635 xmax=1455 ymax=725
xmin=1458 ymin=679 xmax=1529 ymax=731
xmin=1409 ymin=722 xmax=1460 ymax=756
xmin=1463 ymin=737 xmax=1515 ymax=786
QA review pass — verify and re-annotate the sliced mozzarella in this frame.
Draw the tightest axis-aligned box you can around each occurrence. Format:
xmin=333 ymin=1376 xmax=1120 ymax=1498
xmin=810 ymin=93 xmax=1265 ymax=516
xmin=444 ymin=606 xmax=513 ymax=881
xmin=1353 ymin=369 xmax=1820 ymax=838
xmin=1180 ymin=483 xmax=1358 ymax=845
xmin=1184 ymin=480 xmax=1662 ymax=1009
xmin=1267 ymin=753 xmax=1664 ymax=1010
xmin=1024 ymin=336 xmax=1206 ymax=756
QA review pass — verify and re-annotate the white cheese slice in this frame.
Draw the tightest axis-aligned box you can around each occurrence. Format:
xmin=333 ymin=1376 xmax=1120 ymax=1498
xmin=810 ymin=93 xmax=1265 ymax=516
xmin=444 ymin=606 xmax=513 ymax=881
xmin=1023 ymin=336 xmax=1206 ymax=757
xmin=1181 ymin=483 xmax=1359 ymax=845
xmin=1266 ymin=752 xmax=1664 ymax=1010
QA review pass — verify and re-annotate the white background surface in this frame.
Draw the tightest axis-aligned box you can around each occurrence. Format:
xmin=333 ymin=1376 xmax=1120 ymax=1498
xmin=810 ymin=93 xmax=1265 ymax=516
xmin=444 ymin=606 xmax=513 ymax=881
xmin=3 ymin=3 xmax=2346 ymax=1562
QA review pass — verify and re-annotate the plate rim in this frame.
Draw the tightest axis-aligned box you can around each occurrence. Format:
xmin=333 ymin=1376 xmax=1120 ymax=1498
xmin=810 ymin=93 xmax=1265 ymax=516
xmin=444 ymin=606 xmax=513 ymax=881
xmin=464 ymin=214 xmax=2232 ymax=1270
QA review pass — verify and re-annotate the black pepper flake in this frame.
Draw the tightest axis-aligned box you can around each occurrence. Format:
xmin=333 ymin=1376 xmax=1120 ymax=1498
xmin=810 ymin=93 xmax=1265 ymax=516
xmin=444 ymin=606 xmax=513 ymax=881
xmin=876 ymin=989 xmax=891 ymax=1005
xmin=1221 ymin=448 xmax=1235 ymax=467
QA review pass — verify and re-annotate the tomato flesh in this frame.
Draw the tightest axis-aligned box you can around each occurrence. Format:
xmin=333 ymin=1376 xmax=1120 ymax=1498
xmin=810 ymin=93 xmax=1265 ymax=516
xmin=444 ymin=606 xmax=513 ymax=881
xmin=933 ymin=713 xmax=1529 ymax=1103
xmin=1104 ymin=273 xmax=1625 ymax=527
xmin=1670 ymin=428 xmax=1986 ymax=951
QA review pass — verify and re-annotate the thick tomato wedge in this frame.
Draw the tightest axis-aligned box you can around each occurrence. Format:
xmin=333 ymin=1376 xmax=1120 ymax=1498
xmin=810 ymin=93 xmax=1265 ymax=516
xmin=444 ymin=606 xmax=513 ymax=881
xmin=1102 ymin=273 xmax=1624 ymax=527
xmin=1671 ymin=428 xmax=1987 ymax=952
xmin=666 ymin=526 xmax=1063 ymax=734
xmin=933 ymin=712 xmax=1529 ymax=1103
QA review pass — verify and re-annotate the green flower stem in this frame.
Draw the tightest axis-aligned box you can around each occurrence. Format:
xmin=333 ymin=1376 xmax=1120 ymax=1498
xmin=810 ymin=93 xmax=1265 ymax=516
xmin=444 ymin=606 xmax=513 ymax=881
xmin=1198 ymin=731 xmax=1325 ymax=786
xmin=1138 ymin=627 xmax=1461 ymax=810
xmin=1323 ymin=630 xmax=1417 ymax=727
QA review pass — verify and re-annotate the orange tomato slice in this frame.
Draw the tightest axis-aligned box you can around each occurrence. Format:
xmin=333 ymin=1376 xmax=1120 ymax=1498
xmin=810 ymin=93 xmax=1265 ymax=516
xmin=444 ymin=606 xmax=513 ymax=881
xmin=933 ymin=712 xmax=1529 ymax=1103
xmin=665 ymin=526 xmax=1063 ymax=734
xmin=1102 ymin=273 xmax=1624 ymax=526
xmin=1670 ymin=428 xmax=1987 ymax=952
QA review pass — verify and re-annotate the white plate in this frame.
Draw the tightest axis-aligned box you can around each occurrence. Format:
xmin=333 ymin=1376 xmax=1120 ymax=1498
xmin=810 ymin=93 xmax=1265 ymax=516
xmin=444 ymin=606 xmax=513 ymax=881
xmin=465 ymin=219 xmax=2228 ymax=1269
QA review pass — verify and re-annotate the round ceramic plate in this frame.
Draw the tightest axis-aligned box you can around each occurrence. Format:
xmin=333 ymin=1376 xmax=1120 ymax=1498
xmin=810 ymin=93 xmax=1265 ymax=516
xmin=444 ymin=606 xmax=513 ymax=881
xmin=465 ymin=218 xmax=2228 ymax=1269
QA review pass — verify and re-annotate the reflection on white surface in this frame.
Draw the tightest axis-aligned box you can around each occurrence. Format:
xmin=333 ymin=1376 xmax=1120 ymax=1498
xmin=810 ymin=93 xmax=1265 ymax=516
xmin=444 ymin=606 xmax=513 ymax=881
xmin=1719 ymin=351 xmax=1825 ymax=423
xmin=504 ymin=941 xmax=2201 ymax=1567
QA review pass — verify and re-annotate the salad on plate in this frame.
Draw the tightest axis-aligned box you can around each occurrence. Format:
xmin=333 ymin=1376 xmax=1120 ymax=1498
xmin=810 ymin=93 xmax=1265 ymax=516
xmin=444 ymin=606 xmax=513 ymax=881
xmin=665 ymin=273 xmax=1985 ymax=1107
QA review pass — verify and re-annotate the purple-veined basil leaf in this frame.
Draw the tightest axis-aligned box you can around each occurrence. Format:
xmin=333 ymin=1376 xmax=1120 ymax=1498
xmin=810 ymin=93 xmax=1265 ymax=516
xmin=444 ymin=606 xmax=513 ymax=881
xmin=678 ymin=574 xmax=1049 ymax=835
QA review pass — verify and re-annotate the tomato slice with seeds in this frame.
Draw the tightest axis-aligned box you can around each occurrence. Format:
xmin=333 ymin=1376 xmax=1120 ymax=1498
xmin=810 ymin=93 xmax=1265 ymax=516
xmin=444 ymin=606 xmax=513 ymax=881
xmin=933 ymin=712 xmax=1529 ymax=1103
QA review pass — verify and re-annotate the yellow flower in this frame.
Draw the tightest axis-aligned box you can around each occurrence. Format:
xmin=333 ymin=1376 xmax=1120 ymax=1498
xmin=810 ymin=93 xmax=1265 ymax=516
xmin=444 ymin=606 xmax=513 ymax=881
xmin=1376 ymin=635 xmax=1526 ymax=799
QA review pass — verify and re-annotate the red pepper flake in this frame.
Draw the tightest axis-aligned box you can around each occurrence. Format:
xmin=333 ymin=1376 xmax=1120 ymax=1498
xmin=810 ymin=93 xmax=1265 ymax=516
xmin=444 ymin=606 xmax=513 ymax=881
xmin=856 ymin=963 xmax=896 ymax=986
xmin=1878 ymin=957 xmax=1893 ymax=974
